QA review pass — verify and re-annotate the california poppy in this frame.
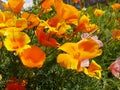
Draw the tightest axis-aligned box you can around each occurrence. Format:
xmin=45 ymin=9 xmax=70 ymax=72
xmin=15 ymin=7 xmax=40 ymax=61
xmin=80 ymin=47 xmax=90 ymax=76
xmin=35 ymin=26 xmax=60 ymax=47
xmin=19 ymin=45 xmax=46 ymax=68
xmin=94 ymin=9 xmax=105 ymax=16
xmin=57 ymin=38 xmax=102 ymax=71
xmin=21 ymin=12 xmax=40 ymax=29
xmin=6 ymin=77 xmax=26 ymax=90
xmin=3 ymin=0 xmax=24 ymax=13
xmin=4 ymin=32 xmax=30 ymax=51
xmin=111 ymin=3 xmax=120 ymax=11
xmin=84 ymin=60 xmax=102 ymax=79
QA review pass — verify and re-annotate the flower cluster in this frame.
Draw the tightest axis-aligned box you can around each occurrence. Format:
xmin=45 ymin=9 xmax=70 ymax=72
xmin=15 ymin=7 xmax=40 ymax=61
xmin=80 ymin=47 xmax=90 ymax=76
xmin=0 ymin=0 xmax=120 ymax=89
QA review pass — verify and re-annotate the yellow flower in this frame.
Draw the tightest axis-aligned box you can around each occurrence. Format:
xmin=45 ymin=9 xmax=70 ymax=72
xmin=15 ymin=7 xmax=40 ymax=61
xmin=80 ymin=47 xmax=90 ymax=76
xmin=94 ymin=9 xmax=105 ymax=16
xmin=84 ymin=60 xmax=102 ymax=79
xmin=57 ymin=39 xmax=102 ymax=71
xmin=4 ymin=32 xmax=30 ymax=51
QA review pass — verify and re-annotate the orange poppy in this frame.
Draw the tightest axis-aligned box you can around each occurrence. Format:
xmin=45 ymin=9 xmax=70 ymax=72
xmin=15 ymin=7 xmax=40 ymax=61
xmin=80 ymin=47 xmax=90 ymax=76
xmin=3 ymin=0 xmax=24 ymax=13
xmin=0 ymin=41 xmax=2 ymax=49
xmin=6 ymin=77 xmax=26 ymax=90
xmin=21 ymin=12 xmax=40 ymax=29
xmin=41 ymin=0 xmax=54 ymax=10
xmin=57 ymin=38 xmax=102 ymax=71
xmin=4 ymin=32 xmax=30 ymax=51
xmin=111 ymin=3 xmax=120 ymax=11
xmin=35 ymin=26 xmax=60 ymax=47
xmin=19 ymin=45 xmax=46 ymax=68
xmin=112 ymin=29 xmax=120 ymax=40
xmin=54 ymin=0 xmax=80 ymax=25
xmin=73 ymin=0 xmax=79 ymax=3
xmin=84 ymin=60 xmax=102 ymax=79
xmin=94 ymin=9 xmax=105 ymax=16
xmin=75 ymin=15 xmax=98 ymax=32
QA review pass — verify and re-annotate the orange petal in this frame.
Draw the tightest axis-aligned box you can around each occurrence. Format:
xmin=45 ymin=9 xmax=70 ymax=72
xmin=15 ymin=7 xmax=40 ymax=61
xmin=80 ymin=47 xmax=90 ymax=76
xmin=21 ymin=12 xmax=40 ymax=29
xmin=19 ymin=45 xmax=46 ymax=68
xmin=8 ymin=0 xmax=24 ymax=13
xmin=35 ymin=26 xmax=60 ymax=47
xmin=57 ymin=54 xmax=78 ymax=69
xmin=78 ymin=39 xmax=102 ymax=60
xmin=54 ymin=0 xmax=80 ymax=25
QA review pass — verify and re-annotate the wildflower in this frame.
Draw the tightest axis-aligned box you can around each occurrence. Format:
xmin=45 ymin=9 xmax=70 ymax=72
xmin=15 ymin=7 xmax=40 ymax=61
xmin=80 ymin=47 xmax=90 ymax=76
xmin=0 ymin=41 xmax=2 ymax=49
xmin=73 ymin=0 xmax=79 ymax=3
xmin=3 ymin=0 xmax=24 ymax=13
xmin=110 ymin=57 xmax=120 ymax=79
xmin=112 ymin=29 xmax=120 ymax=40
xmin=75 ymin=15 xmax=98 ymax=32
xmin=35 ymin=26 xmax=60 ymax=47
xmin=84 ymin=60 xmax=102 ymax=79
xmin=54 ymin=0 xmax=80 ymax=25
xmin=6 ymin=77 xmax=26 ymax=90
xmin=41 ymin=0 xmax=54 ymax=11
xmin=94 ymin=9 xmax=105 ymax=16
xmin=21 ymin=12 xmax=40 ymax=29
xmin=19 ymin=45 xmax=46 ymax=68
xmin=111 ymin=3 xmax=120 ymax=11
xmin=4 ymin=32 xmax=30 ymax=51
xmin=57 ymin=38 xmax=102 ymax=71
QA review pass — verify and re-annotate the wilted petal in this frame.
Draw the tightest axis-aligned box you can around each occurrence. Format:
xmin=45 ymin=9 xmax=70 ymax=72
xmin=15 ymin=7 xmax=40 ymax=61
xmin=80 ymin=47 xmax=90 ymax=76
xmin=110 ymin=57 xmax=120 ymax=79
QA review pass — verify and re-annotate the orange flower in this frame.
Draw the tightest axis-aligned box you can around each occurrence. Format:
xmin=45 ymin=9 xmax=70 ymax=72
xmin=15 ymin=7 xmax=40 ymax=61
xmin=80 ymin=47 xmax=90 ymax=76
xmin=94 ymin=9 xmax=105 ymax=16
xmin=54 ymin=0 xmax=80 ymax=25
xmin=35 ymin=26 xmax=60 ymax=47
xmin=111 ymin=3 xmax=120 ymax=11
xmin=19 ymin=45 xmax=46 ymax=68
xmin=84 ymin=60 xmax=102 ymax=79
xmin=75 ymin=15 xmax=98 ymax=32
xmin=73 ymin=0 xmax=79 ymax=3
xmin=41 ymin=0 xmax=54 ymax=10
xmin=6 ymin=77 xmax=26 ymax=90
xmin=0 ymin=41 xmax=2 ymax=49
xmin=57 ymin=39 xmax=102 ymax=71
xmin=3 ymin=0 xmax=24 ymax=13
xmin=112 ymin=29 xmax=120 ymax=40
xmin=21 ymin=12 xmax=40 ymax=29
xmin=4 ymin=32 xmax=30 ymax=51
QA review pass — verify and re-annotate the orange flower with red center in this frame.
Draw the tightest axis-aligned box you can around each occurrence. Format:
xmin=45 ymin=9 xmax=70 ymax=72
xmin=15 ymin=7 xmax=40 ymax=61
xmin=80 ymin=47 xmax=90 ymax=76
xmin=21 ymin=12 xmax=40 ymax=29
xmin=3 ymin=0 xmax=24 ymax=13
xmin=57 ymin=38 xmax=102 ymax=71
xmin=35 ymin=26 xmax=60 ymax=47
xmin=111 ymin=3 xmax=120 ymax=11
xmin=94 ymin=9 xmax=105 ymax=16
xmin=19 ymin=45 xmax=46 ymax=68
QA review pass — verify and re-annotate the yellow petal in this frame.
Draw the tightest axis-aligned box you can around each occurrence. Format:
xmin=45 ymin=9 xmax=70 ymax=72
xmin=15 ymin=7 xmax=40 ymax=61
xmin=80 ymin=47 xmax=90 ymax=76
xmin=58 ymin=42 xmax=78 ymax=56
xmin=57 ymin=54 xmax=78 ymax=69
